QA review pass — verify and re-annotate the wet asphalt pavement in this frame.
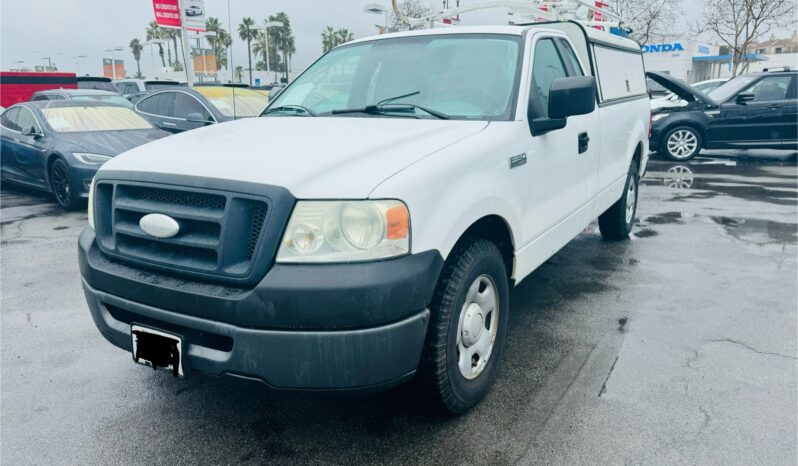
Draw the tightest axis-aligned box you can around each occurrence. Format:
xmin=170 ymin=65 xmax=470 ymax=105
xmin=1 ymin=150 xmax=796 ymax=465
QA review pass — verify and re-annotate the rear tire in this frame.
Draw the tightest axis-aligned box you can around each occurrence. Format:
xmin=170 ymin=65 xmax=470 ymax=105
xmin=599 ymin=161 xmax=639 ymax=240
xmin=417 ymin=238 xmax=510 ymax=414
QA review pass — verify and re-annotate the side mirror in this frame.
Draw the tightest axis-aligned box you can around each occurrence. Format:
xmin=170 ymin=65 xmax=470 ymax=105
xmin=548 ymin=76 xmax=597 ymax=119
xmin=530 ymin=76 xmax=597 ymax=136
xmin=21 ymin=126 xmax=40 ymax=138
xmin=736 ymin=93 xmax=755 ymax=104
xmin=186 ymin=112 xmax=209 ymax=123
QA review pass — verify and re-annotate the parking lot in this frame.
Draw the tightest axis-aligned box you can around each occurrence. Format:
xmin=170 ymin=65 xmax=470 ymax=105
xmin=1 ymin=150 xmax=795 ymax=465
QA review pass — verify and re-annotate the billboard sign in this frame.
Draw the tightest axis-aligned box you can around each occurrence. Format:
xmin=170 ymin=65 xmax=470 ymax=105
xmin=103 ymin=59 xmax=125 ymax=79
xmin=192 ymin=48 xmax=217 ymax=74
xmin=152 ymin=0 xmax=181 ymax=29
xmin=183 ymin=0 xmax=207 ymax=32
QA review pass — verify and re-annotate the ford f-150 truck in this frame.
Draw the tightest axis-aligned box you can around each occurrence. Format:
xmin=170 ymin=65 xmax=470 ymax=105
xmin=79 ymin=21 xmax=649 ymax=413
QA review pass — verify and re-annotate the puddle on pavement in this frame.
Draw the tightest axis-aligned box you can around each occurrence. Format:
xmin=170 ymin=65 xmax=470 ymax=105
xmin=710 ymin=216 xmax=797 ymax=245
xmin=633 ymin=228 xmax=658 ymax=238
xmin=643 ymin=160 xmax=797 ymax=206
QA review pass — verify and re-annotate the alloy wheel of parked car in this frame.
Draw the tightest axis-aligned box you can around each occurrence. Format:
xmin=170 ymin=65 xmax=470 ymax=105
xmin=49 ymin=158 xmax=79 ymax=210
xmin=663 ymin=127 xmax=701 ymax=161
xmin=418 ymin=238 xmax=510 ymax=414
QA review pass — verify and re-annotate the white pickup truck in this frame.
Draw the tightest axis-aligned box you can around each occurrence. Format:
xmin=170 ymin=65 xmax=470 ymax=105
xmin=79 ymin=21 xmax=649 ymax=413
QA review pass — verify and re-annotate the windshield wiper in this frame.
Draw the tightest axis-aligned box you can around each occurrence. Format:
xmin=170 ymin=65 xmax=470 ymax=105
xmin=262 ymin=105 xmax=317 ymax=117
xmin=330 ymin=91 xmax=449 ymax=120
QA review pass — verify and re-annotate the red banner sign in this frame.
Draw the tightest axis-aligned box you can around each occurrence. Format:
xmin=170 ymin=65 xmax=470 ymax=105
xmin=152 ymin=0 xmax=181 ymax=29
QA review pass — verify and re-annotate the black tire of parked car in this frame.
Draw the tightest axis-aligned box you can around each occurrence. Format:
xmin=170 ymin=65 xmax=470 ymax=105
xmin=49 ymin=157 xmax=81 ymax=210
xmin=598 ymin=161 xmax=639 ymax=240
xmin=416 ymin=237 xmax=510 ymax=414
xmin=661 ymin=125 xmax=702 ymax=161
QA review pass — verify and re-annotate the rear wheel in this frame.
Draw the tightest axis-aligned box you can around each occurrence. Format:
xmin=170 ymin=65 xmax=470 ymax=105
xmin=599 ymin=161 xmax=639 ymax=240
xmin=49 ymin=158 xmax=81 ymax=210
xmin=661 ymin=126 xmax=701 ymax=161
xmin=417 ymin=238 xmax=510 ymax=414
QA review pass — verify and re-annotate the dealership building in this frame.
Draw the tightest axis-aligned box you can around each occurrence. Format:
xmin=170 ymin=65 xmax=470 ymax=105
xmin=642 ymin=33 xmax=798 ymax=84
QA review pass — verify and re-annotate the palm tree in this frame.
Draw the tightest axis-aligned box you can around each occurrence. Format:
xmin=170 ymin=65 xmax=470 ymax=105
xmin=251 ymin=32 xmax=270 ymax=73
xmin=145 ymin=21 xmax=166 ymax=68
xmin=321 ymin=26 xmax=336 ymax=53
xmin=336 ymin=28 xmax=355 ymax=45
xmin=166 ymin=28 xmax=181 ymax=69
xmin=268 ymin=12 xmax=294 ymax=83
xmin=234 ymin=65 xmax=243 ymax=83
xmin=129 ymin=38 xmax=144 ymax=78
xmin=238 ymin=17 xmax=259 ymax=85
xmin=218 ymin=30 xmax=232 ymax=70
xmin=205 ymin=17 xmax=231 ymax=70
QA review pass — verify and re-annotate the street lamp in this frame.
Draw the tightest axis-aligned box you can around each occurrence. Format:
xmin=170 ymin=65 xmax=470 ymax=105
xmin=262 ymin=20 xmax=285 ymax=85
xmin=103 ymin=47 xmax=124 ymax=81
xmin=73 ymin=55 xmax=87 ymax=75
xmin=364 ymin=3 xmax=389 ymax=32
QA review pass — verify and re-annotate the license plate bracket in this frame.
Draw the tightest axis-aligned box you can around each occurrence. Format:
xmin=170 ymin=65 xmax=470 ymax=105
xmin=131 ymin=325 xmax=184 ymax=377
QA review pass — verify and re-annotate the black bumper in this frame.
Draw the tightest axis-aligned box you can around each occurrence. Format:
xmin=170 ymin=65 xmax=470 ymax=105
xmin=79 ymin=228 xmax=443 ymax=390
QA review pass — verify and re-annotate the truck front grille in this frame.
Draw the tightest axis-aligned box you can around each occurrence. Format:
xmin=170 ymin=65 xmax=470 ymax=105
xmin=94 ymin=181 xmax=274 ymax=283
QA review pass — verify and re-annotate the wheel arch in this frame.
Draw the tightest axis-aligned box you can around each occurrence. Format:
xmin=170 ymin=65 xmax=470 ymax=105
xmin=445 ymin=214 xmax=516 ymax=281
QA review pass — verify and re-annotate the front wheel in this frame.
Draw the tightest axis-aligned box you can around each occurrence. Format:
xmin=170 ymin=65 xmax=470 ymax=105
xmin=417 ymin=238 xmax=510 ymax=414
xmin=661 ymin=126 xmax=702 ymax=161
xmin=49 ymin=157 xmax=81 ymax=210
xmin=598 ymin=161 xmax=639 ymax=240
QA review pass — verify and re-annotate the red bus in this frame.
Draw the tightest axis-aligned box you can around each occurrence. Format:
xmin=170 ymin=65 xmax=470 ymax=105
xmin=0 ymin=72 xmax=77 ymax=108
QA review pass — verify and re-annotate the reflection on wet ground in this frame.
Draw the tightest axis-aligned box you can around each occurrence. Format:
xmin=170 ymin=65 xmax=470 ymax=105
xmin=711 ymin=216 xmax=798 ymax=245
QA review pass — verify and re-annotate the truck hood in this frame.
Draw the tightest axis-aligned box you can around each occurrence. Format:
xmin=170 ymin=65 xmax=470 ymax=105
xmin=647 ymin=71 xmax=717 ymax=107
xmin=100 ymin=116 xmax=489 ymax=198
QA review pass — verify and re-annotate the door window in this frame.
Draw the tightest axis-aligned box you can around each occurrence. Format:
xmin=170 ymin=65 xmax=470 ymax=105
xmin=136 ymin=92 xmax=175 ymax=117
xmin=173 ymin=93 xmax=211 ymax=121
xmin=746 ymin=76 xmax=793 ymax=102
xmin=15 ymin=107 xmax=41 ymax=134
xmin=556 ymin=39 xmax=584 ymax=76
xmin=1 ymin=108 xmax=20 ymax=131
xmin=530 ymin=38 xmax=569 ymax=118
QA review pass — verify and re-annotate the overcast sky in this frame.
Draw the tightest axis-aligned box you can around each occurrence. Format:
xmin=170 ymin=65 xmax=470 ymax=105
xmin=0 ymin=0 xmax=733 ymax=78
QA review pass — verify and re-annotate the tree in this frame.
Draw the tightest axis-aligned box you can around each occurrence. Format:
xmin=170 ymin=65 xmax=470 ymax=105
xmin=206 ymin=17 xmax=232 ymax=70
xmin=391 ymin=0 xmax=434 ymax=30
xmin=129 ymin=38 xmax=144 ymax=78
xmin=322 ymin=27 xmax=355 ymax=53
xmin=268 ymin=12 xmax=295 ymax=82
xmin=145 ymin=21 xmax=166 ymax=68
xmin=166 ymin=28 xmax=182 ymax=70
xmin=698 ymin=0 xmax=796 ymax=76
xmin=238 ymin=17 xmax=259 ymax=85
xmin=252 ymin=32 xmax=270 ymax=71
xmin=234 ymin=65 xmax=244 ymax=83
xmin=610 ymin=0 xmax=684 ymax=45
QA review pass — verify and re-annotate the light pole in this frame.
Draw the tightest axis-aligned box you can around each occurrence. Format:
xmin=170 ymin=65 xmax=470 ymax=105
xmin=262 ymin=21 xmax=285 ymax=85
xmin=364 ymin=3 xmax=389 ymax=33
xmin=73 ymin=55 xmax=87 ymax=75
xmin=104 ymin=47 xmax=124 ymax=80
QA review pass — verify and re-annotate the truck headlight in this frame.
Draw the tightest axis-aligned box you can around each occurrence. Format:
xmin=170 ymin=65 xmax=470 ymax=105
xmin=87 ymin=178 xmax=96 ymax=230
xmin=276 ymin=200 xmax=410 ymax=263
xmin=74 ymin=153 xmax=112 ymax=164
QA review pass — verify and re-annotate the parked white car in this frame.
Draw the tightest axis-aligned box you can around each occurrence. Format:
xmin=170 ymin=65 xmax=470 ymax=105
xmin=79 ymin=22 xmax=649 ymax=413
xmin=650 ymin=78 xmax=728 ymax=110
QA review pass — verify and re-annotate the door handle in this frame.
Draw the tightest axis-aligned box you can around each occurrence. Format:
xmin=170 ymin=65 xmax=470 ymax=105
xmin=578 ymin=132 xmax=590 ymax=154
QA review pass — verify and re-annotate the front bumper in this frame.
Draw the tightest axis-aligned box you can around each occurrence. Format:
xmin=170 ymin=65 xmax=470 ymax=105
xmin=79 ymin=228 xmax=442 ymax=390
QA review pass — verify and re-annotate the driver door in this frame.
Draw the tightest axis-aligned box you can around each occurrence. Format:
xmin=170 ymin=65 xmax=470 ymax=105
xmin=11 ymin=107 xmax=47 ymax=185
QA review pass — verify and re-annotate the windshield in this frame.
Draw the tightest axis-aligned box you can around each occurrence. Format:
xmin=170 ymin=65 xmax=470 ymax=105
xmin=267 ymin=34 xmax=522 ymax=120
xmin=194 ymin=87 xmax=269 ymax=118
xmin=709 ymin=75 xmax=759 ymax=102
xmin=41 ymin=106 xmax=152 ymax=132
xmin=72 ymin=95 xmax=133 ymax=108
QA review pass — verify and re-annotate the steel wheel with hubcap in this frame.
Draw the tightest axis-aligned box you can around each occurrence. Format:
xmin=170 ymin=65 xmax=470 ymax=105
xmin=599 ymin=160 xmax=639 ymax=240
xmin=663 ymin=127 xmax=701 ymax=161
xmin=417 ymin=238 xmax=510 ymax=414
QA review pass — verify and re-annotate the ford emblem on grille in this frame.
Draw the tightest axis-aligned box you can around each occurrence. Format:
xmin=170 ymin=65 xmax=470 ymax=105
xmin=139 ymin=213 xmax=180 ymax=239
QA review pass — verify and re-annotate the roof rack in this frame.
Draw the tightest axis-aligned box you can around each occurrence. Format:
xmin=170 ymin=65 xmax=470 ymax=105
xmin=763 ymin=66 xmax=792 ymax=72
xmin=392 ymin=0 xmax=630 ymax=31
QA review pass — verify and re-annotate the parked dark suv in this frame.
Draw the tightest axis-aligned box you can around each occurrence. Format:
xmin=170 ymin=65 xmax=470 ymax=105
xmin=649 ymin=69 xmax=798 ymax=161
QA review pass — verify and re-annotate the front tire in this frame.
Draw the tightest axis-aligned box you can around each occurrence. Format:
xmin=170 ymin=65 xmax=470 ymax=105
xmin=417 ymin=238 xmax=510 ymax=414
xmin=49 ymin=157 xmax=81 ymax=210
xmin=661 ymin=126 xmax=702 ymax=161
xmin=599 ymin=161 xmax=639 ymax=240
